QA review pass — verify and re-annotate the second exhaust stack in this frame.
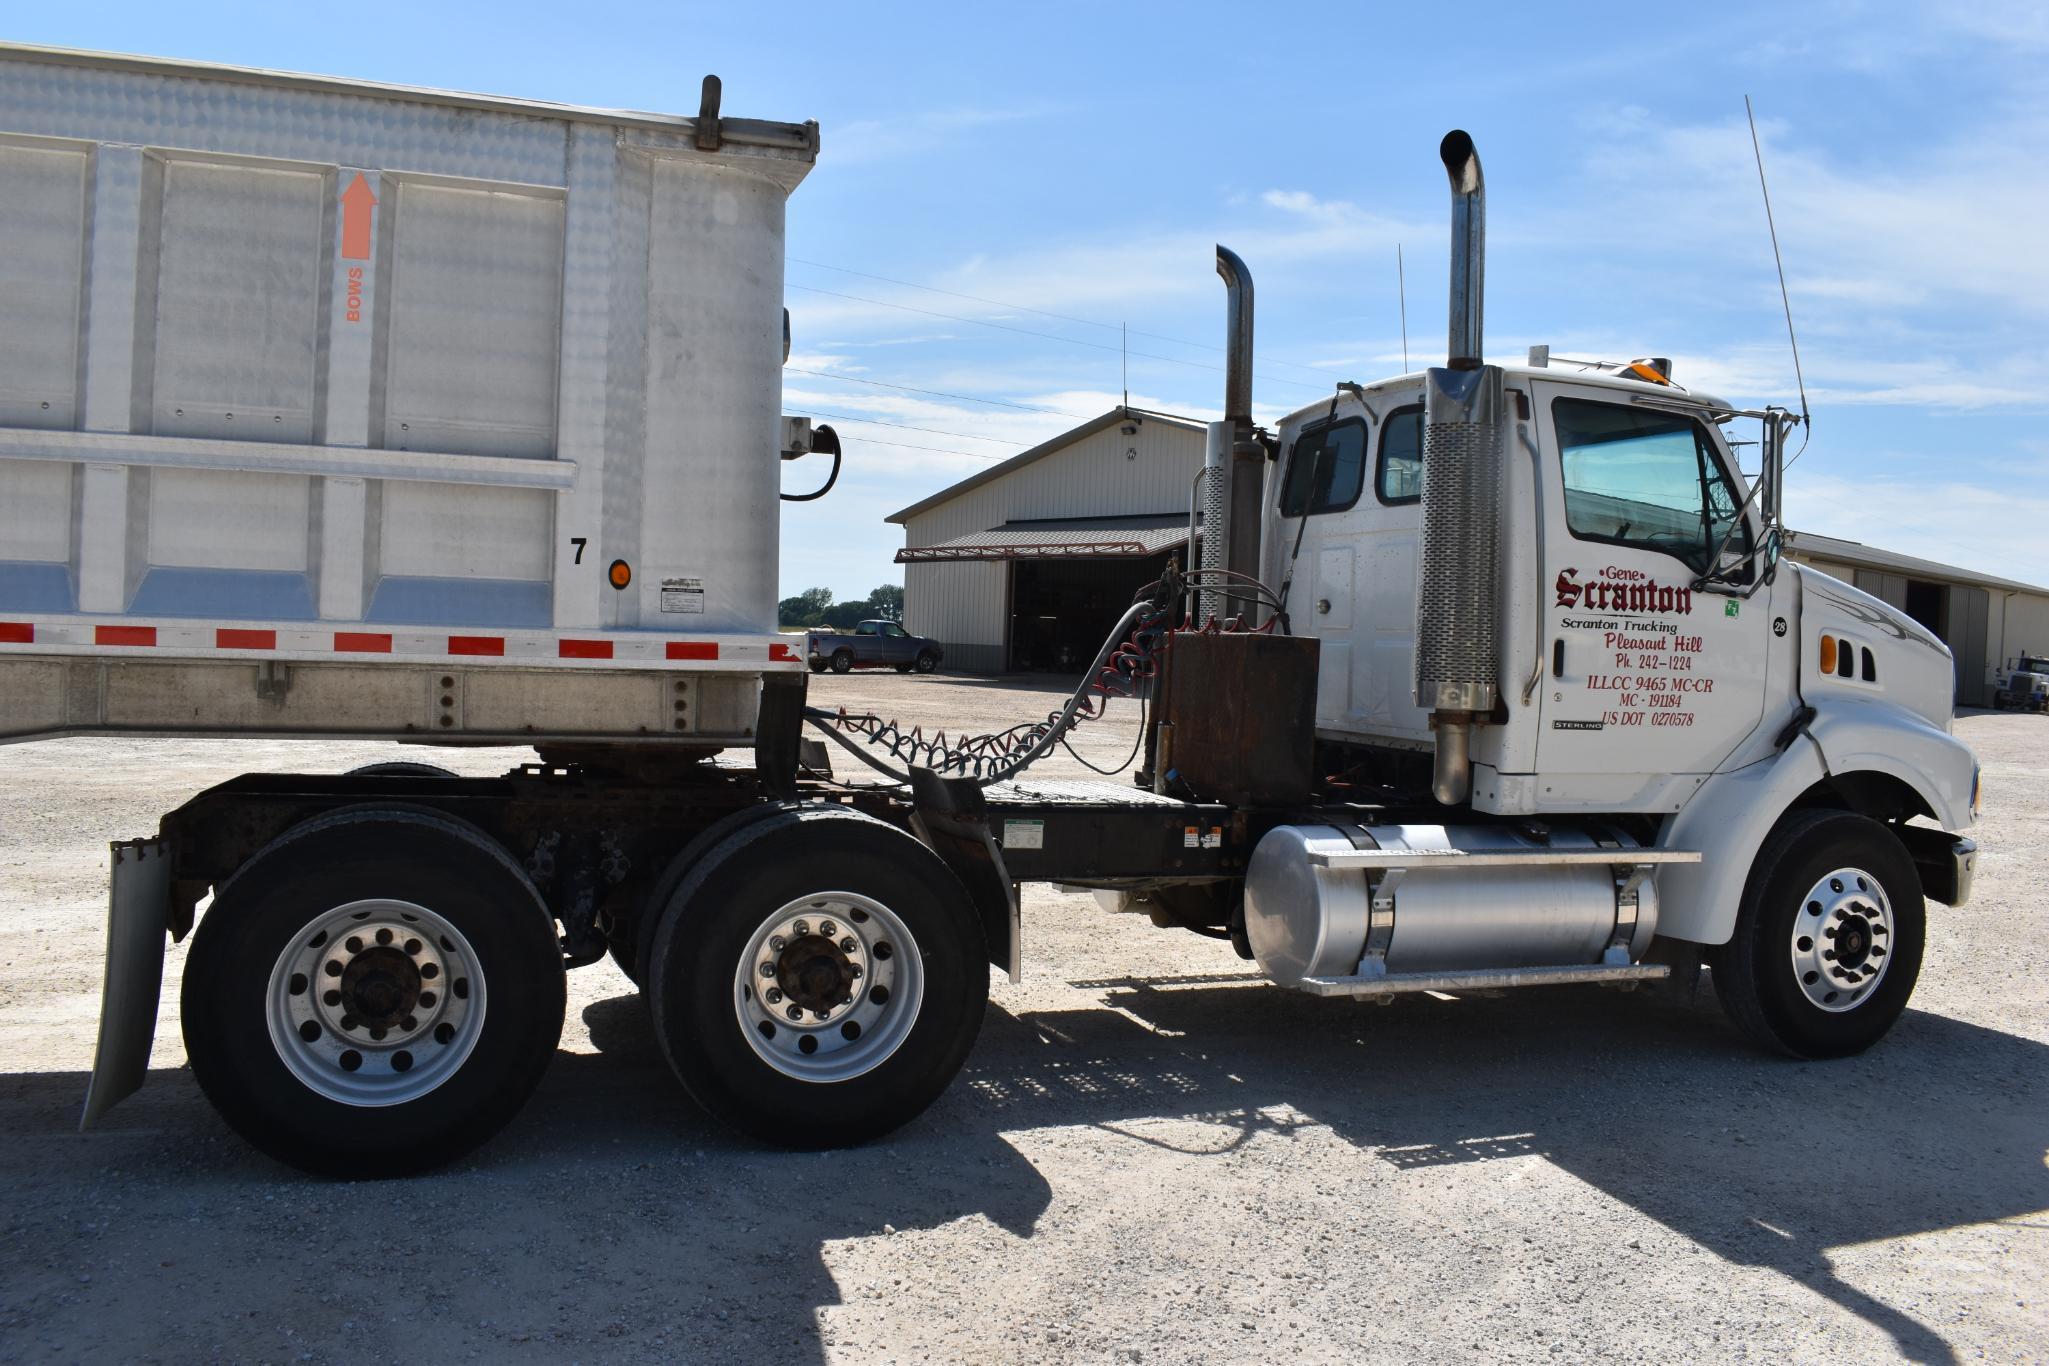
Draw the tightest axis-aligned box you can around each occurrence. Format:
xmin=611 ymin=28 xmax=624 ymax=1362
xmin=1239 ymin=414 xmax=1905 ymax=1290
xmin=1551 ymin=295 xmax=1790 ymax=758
xmin=1414 ymin=130 xmax=1506 ymax=804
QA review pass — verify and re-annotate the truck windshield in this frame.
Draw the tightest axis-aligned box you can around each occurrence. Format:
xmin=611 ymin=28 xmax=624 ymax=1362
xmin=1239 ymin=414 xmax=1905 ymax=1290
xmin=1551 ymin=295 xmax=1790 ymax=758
xmin=1555 ymin=399 xmax=1749 ymax=575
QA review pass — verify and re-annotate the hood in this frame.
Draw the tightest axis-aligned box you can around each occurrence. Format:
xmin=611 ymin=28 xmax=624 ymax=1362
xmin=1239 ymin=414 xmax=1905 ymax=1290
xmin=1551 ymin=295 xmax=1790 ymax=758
xmin=1796 ymin=565 xmax=1955 ymax=730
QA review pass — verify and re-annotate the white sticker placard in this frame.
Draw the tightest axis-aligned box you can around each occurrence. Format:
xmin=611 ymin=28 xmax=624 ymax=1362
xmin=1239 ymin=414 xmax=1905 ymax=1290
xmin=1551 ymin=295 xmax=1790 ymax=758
xmin=660 ymin=577 xmax=706 ymax=614
xmin=1002 ymin=819 xmax=1044 ymax=850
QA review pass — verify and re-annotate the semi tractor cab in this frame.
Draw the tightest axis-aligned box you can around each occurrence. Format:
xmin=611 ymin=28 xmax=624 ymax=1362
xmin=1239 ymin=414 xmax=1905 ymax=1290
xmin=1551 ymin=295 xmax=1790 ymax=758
xmin=1994 ymin=655 xmax=2049 ymax=711
xmin=1194 ymin=133 xmax=1980 ymax=1053
xmin=3 ymin=48 xmax=1980 ymax=1176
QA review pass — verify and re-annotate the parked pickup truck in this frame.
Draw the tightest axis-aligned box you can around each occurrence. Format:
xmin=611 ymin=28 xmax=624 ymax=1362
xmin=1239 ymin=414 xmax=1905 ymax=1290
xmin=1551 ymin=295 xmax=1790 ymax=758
xmin=807 ymin=620 xmax=944 ymax=674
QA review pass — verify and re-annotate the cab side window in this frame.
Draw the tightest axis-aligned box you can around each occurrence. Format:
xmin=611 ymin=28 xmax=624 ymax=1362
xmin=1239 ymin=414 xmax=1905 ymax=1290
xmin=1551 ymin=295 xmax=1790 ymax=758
xmin=1375 ymin=405 xmax=1425 ymax=504
xmin=1278 ymin=418 xmax=1368 ymax=517
xmin=1554 ymin=398 xmax=1750 ymax=574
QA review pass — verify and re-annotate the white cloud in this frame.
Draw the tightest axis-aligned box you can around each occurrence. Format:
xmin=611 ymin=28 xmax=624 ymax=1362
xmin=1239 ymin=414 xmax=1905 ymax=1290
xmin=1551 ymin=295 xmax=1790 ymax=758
xmin=828 ymin=104 xmax=1064 ymax=166
xmin=1789 ymin=473 xmax=2049 ymax=588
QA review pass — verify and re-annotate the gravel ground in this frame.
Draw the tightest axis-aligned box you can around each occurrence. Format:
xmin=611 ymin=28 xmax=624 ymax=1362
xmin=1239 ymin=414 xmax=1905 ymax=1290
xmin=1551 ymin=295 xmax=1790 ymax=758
xmin=1 ymin=672 xmax=2044 ymax=1363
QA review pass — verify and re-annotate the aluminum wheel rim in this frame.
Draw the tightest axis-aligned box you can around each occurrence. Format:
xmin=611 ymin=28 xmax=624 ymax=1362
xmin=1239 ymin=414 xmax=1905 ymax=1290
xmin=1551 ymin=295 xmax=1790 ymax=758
xmin=1788 ymin=867 xmax=1894 ymax=1012
xmin=265 ymin=899 xmax=487 ymax=1106
xmin=733 ymin=891 xmax=923 ymax=1083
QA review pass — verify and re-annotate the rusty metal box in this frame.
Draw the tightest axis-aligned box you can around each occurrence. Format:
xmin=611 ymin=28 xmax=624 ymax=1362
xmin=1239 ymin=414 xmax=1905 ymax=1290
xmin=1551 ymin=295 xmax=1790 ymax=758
xmin=1157 ymin=631 xmax=1319 ymax=805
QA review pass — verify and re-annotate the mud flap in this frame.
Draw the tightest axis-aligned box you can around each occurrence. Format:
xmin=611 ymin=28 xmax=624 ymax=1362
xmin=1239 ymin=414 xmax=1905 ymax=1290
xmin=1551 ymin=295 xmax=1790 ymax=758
xmin=81 ymin=839 xmax=173 ymax=1129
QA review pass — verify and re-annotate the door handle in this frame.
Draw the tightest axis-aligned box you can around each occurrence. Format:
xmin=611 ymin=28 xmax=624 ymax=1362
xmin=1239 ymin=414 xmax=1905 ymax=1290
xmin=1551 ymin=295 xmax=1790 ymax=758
xmin=1551 ymin=639 xmax=1564 ymax=678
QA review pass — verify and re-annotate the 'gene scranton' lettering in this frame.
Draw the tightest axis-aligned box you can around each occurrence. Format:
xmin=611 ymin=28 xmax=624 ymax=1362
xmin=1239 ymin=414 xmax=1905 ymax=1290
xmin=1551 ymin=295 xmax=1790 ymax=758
xmin=1555 ymin=567 xmax=1692 ymax=616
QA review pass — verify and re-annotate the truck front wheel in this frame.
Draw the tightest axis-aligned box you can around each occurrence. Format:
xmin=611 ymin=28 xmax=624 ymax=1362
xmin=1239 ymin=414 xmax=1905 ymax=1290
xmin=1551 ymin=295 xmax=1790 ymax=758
xmin=646 ymin=807 xmax=986 ymax=1145
xmin=181 ymin=808 xmax=566 ymax=1176
xmin=1710 ymin=809 xmax=1924 ymax=1059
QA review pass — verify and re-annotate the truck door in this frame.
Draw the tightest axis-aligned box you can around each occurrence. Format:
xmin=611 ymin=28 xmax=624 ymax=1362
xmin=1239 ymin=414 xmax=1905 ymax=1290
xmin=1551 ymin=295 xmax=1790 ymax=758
xmin=1532 ymin=383 xmax=1775 ymax=789
xmin=879 ymin=622 xmax=913 ymax=664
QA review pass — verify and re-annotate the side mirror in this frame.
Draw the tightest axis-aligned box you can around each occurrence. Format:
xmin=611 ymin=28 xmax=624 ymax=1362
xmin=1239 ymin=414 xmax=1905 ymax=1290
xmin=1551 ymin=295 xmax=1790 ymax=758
xmin=1763 ymin=528 xmax=1782 ymax=571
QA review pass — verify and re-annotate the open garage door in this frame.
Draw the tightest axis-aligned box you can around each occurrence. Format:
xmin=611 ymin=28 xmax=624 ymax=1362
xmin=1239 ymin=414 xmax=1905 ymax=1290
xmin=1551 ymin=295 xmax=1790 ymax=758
xmin=1008 ymin=550 xmax=1177 ymax=672
xmin=896 ymin=514 xmax=1196 ymax=674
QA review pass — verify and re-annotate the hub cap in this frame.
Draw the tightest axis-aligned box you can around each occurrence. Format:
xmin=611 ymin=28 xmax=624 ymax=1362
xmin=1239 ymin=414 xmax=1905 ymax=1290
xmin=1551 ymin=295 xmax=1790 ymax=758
xmin=733 ymin=892 xmax=922 ymax=1083
xmin=266 ymin=899 xmax=486 ymax=1105
xmin=1788 ymin=867 xmax=1894 ymax=1013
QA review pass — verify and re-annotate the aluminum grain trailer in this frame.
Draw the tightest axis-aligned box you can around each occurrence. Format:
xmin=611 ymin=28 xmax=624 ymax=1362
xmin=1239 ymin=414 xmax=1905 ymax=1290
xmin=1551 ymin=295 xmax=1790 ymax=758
xmin=0 ymin=46 xmax=885 ymax=1172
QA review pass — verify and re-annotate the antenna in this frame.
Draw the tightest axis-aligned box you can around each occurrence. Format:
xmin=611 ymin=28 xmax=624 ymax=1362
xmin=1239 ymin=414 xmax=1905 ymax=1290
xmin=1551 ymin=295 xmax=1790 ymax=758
xmin=1121 ymin=321 xmax=1128 ymax=407
xmin=1397 ymin=243 xmax=1409 ymax=372
xmin=1746 ymin=95 xmax=1810 ymax=461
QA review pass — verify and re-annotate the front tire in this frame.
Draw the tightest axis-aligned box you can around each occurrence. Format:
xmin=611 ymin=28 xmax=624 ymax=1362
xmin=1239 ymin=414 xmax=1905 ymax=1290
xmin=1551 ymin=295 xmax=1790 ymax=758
xmin=1710 ymin=809 xmax=1924 ymax=1059
xmin=913 ymin=652 xmax=939 ymax=673
xmin=646 ymin=807 xmax=986 ymax=1146
xmin=830 ymin=651 xmax=854 ymax=674
xmin=181 ymin=808 xmax=566 ymax=1176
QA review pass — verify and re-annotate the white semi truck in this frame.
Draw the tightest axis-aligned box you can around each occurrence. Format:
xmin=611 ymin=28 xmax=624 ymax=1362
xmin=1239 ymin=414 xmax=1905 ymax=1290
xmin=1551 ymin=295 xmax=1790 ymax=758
xmin=0 ymin=47 xmax=1980 ymax=1176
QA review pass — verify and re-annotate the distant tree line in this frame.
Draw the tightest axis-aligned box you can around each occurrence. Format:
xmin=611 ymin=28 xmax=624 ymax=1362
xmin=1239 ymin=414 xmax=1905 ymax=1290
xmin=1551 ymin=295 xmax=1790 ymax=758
xmin=778 ymin=584 xmax=904 ymax=631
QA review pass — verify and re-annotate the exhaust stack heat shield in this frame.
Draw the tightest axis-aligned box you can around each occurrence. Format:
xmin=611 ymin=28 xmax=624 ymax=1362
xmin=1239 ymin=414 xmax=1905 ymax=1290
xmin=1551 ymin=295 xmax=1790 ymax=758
xmin=1414 ymin=364 xmax=1505 ymax=715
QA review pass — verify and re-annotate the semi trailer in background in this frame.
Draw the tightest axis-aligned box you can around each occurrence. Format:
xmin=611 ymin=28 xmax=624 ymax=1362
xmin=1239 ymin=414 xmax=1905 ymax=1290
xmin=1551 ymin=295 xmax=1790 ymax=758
xmin=0 ymin=45 xmax=1981 ymax=1176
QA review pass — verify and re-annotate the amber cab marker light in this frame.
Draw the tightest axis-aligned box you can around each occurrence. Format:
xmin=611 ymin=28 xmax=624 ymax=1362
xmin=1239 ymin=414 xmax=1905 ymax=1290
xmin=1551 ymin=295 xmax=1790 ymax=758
xmin=608 ymin=559 xmax=632 ymax=590
xmin=1819 ymin=634 xmax=1837 ymax=676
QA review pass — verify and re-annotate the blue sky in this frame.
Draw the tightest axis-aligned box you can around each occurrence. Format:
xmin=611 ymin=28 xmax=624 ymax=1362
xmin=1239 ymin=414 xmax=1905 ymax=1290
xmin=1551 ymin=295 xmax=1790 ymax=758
xmin=16 ymin=2 xmax=2049 ymax=598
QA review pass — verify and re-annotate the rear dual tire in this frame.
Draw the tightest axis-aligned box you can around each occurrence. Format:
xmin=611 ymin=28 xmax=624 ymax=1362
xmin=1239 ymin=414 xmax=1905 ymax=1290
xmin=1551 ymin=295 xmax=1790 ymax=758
xmin=647 ymin=808 xmax=987 ymax=1146
xmin=182 ymin=808 xmax=565 ymax=1177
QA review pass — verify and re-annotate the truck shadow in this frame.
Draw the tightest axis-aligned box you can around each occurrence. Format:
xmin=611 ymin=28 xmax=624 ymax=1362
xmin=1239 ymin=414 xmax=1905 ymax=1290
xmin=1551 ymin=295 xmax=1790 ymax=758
xmin=0 ymin=998 xmax=1052 ymax=1362
xmin=1 ymin=982 xmax=2038 ymax=1362
xmin=964 ymin=975 xmax=2049 ymax=1365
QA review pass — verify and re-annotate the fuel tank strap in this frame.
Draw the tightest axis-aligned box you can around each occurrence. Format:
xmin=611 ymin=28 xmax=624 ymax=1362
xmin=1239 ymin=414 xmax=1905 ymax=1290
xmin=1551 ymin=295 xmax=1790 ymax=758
xmin=1304 ymin=847 xmax=1700 ymax=871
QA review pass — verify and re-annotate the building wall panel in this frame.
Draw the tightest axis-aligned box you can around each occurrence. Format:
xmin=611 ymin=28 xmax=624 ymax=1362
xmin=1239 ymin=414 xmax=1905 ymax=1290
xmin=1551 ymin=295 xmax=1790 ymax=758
xmin=898 ymin=414 xmax=1204 ymax=668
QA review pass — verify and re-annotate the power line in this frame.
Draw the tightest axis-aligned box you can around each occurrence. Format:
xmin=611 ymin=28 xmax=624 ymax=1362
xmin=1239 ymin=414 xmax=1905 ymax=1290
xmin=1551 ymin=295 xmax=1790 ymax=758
xmin=785 ymin=366 xmax=1092 ymax=417
xmin=825 ymin=431 xmax=1004 ymax=462
xmin=788 ymin=283 xmax=1333 ymax=394
xmin=788 ymin=256 xmax=1338 ymax=379
xmin=785 ymin=406 xmax=1025 ymax=447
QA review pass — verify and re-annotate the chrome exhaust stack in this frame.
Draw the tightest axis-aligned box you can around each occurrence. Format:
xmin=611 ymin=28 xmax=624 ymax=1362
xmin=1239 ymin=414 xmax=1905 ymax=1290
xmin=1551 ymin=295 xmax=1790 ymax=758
xmin=1415 ymin=131 xmax=1506 ymax=805
xmin=1199 ymin=245 xmax=1263 ymax=624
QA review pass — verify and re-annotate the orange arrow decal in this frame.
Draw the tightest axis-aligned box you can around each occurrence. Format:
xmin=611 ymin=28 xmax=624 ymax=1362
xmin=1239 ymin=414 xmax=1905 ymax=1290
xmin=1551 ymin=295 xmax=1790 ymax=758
xmin=340 ymin=173 xmax=377 ymax=261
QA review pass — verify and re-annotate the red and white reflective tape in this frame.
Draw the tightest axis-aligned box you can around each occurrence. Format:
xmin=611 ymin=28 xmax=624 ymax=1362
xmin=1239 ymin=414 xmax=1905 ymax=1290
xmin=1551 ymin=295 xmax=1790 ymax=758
xmin=0 ymin=619 xmax=804 ymax=670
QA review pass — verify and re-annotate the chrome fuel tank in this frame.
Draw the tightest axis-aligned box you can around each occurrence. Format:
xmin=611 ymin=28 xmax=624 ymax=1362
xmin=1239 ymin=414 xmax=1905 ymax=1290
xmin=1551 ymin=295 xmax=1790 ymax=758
xmin=1243 ymin=823 xmax=1658 ymax=987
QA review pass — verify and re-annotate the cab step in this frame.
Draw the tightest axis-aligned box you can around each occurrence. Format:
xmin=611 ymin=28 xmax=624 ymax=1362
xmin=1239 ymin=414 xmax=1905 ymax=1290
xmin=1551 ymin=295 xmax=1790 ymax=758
xmin=1297 ymin=962 xmax=1671 ymax=998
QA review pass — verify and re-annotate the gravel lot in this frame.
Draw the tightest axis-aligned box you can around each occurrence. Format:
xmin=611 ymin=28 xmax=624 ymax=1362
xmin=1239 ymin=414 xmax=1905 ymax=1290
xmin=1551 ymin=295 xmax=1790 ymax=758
xmin=1 ymin=671 xmax=2044 ymax=1363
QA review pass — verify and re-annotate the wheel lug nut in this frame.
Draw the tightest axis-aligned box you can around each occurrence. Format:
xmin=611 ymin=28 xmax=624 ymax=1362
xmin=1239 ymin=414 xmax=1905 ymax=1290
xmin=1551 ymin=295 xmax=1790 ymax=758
xmin=766 ymin=988 xmax=783 ymax=1004
xmin=785 ymin=1005 xmax=802 ymax=1021
xmin=793 ymin=921 xmax=810 ymax=936
xmin=401 ymin=1015 xmax=418 ymax=1030
xmin=820 ymin=921 xmax=836 ymax=937
xmin=770 ymin=936 xmax=786 ymax=952
xmin=849 ymin=965 xmax=862 ymax=979
xmin=840 ymin=937 xmax=856 ymax=953
xmin=760 ymin=962 xmax=776 ymax=978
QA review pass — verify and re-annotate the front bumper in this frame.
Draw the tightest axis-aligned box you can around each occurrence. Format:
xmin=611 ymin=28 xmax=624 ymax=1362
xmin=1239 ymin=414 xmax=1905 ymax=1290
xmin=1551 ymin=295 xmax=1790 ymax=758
xmin=1900 ymin=826 xmax=1976 ymax=906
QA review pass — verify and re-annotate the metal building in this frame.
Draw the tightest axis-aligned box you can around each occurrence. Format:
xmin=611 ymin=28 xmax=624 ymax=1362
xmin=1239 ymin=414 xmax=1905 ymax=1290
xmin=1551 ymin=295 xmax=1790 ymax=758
xmin=888 ymin=407 xmax=1205 ymax=672
xmin=1782 ymin=531 xmax=2049 ymax=707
